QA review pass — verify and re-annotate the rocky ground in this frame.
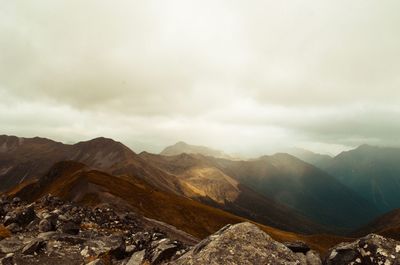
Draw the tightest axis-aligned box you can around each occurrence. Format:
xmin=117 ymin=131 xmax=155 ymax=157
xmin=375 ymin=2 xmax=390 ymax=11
xmin=0 ymin=195 xmax=192 ymax=265
xmin=1 ymin=195 xmax=400 ymax=265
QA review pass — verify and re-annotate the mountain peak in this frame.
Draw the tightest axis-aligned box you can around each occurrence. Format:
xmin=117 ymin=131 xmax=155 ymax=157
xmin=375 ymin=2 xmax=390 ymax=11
xmin=160 ymin=141 xmax=231 ymax=159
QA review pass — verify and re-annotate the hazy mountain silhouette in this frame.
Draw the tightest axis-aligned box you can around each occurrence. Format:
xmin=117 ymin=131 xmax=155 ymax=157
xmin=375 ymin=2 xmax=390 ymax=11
xmin=160 ymin=141 xmax=232 ymax=159
xmin=321 ymin=144 xmax=400 ymax=213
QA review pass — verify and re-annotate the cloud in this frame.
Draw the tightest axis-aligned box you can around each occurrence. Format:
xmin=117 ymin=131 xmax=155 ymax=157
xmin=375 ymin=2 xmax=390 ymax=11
xmin=1 ymin=0 xmax=400 ymax=155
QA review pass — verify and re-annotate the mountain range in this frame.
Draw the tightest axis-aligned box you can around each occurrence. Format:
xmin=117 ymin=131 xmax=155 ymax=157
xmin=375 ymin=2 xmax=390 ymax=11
xmin=291 ymin=144 xmax=400 ymax=215
xmin=1 ymin=134 xmax=400 ymax=254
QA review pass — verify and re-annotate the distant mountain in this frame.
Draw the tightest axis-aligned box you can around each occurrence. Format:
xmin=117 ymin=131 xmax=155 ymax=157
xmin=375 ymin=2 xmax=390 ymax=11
xmin=352 ymin=208 xmax=400 ymax=241
xmin=321 ymin=144 xmax=400 ymax=213
xmin=214 ymin=153 xmax=380 ymax=230
xmin=160 ymin=141 xmax=232 ymax=159
xmin=288 ymin=148 xmax=333 ymax=169
xmin=140 ymin=152 xmax=325 ymax=234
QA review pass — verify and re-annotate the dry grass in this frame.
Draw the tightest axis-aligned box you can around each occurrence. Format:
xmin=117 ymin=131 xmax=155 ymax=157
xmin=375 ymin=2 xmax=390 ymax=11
xmin=0 ymin=225 xmax=11 ymax=239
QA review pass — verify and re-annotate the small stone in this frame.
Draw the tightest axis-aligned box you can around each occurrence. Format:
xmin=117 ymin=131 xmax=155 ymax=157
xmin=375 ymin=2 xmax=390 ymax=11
xmin=11 ymin=197 xmax=21 ymax=204
xmin=5 ymin=223 xmax=21 ymax=234
xmin=39 ymin=218 xmax=54 ymax=232
xmin=60 ymin=221 xmax=80 ymax=235
xmin=22 ymin=238 xmax=46 ymax=255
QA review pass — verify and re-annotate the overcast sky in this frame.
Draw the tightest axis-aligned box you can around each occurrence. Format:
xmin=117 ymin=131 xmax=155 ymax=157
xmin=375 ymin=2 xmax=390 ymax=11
xmin=1 ymin=0 xmax=400 ymax=156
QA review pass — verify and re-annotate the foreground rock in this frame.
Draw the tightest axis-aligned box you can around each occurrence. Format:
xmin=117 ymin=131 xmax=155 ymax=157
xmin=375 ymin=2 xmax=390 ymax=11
xmin=171 ymin=222 xmax=321 ymax=265
xmin=325 ymin=233 xmax=400 ymax=265
xmin=0 ymin=195 xmax=191 ymax=265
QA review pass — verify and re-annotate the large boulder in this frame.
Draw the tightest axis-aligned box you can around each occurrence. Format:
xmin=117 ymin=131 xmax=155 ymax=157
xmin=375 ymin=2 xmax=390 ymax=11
xmin=172 ymin=222 xmax=308 ymax=265
xmin=325 ymin=233 xmax=400 ymax=265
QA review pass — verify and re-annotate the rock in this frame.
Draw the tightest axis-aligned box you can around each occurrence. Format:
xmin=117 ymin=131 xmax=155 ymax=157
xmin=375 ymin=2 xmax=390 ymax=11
xmin=11 ymin=197 xmax=21 ymax=205
xmin=149 ymin=238 xmax=179 ymax=264
xmin=173 ymin=222 xmax=305 ymax=265
xmin=3 ymin=205 xmax=36 ymax=227
xmin=0 ymin=253 xmax=14 ymax=265
xmin=37 ymin=231 xmax=59 ymax=240
xmin=83 ymin=235 xmax=126 ymax=260
xmin=125 ymin=244 xmax=136 ymax=254
xmin=21 ymin=238 xmax=46 ymax=255
xmin=0 ymin=237 xmax=23 ymax=254
xmin=325 ymin=233 xmax=400 ymax=265
xmin=107 ymin=235 xmax=126 ymax=259
xmin=305 ymin=250 xmax=322 ymax=265
xmin=60 ymin=221 xmax=80 ymax=235
xmin=5 ymin=223 xmax=21 ymax=233
xmin=126 ymin=250 xmax=145 ymax=265
xmin=39 ymin=218 xmax=55 ymax=232
xmin=284 ymin=241 xmax=311 ymax=254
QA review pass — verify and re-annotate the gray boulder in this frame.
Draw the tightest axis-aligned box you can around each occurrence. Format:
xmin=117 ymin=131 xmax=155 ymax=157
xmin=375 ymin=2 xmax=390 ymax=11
xmin=149 ymin=238 xmax=179 ymax=264
xmin=172 ymin=222 xmax=307 ymax=265
xmin=325 ymin=233 xmax=400 ymax=265
xmin=126 ymin=250 xmax=145 ymax=265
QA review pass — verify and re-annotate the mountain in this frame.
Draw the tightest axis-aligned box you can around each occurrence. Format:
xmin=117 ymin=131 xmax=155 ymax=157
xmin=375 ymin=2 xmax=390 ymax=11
xmin=6 ymin=160 xmax=347 ymax=254
xmin=0 ymin=135 xmax=182 ymax=194
xmin=321 ymin=144 xmax=400 ymax=213
xmin=352 ymin=208 xmax=400 ymax=241
xmin=213 ymin=153 xmax=380 ymax=230
xmin=8 ymin=160 xmax=247 ymax=238
xmin=0 ymin=135 xmax=322 ymax=234
xmin=288 ymin=148 xmax=333 ymax=169
xmin=139 ymin=152 xmax=325 ymax=234
xmin=160 ymin=141 xmax=232 ymax=159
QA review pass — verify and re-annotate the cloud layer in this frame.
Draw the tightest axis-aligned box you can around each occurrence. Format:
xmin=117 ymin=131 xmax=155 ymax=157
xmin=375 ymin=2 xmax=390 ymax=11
xmin=1 ymin=0 xmax=400 ymax=155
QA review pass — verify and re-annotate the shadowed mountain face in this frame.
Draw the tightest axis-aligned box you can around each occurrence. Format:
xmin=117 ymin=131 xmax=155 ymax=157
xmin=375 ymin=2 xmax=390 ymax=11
xmin=352 ymin=208 xmax=400 ymax=241
xmin=139 ymin=152 xmax=325 ymax=234
xmin=160 ymin=141 xmax=232 ymax=159
xmin=321 ymin=145 xmax=400 ymax=213
xmin=214 ymin=153 xmax=380 ymax=230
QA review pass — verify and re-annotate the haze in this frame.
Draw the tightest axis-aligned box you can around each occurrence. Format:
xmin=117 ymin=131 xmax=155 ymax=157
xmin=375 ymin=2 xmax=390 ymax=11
xmin=1 ymin=0 xmax=400 ymax=156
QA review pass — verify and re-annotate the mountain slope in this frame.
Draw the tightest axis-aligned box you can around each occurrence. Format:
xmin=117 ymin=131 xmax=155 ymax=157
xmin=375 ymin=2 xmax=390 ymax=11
xmin=7 ymin=160 xmax=348 ymax=254
xmin=160 ymin=141 xmax=231 ymax=159
xmin=140 ymin=152 xmax=326 ymax=234
xmin=352 ymin=208 xmax=400 ymax=241
xmin=214 ymin=153 xmax=380 ymax=231
xmin=322 ymin=145 xmax=400 ymax=213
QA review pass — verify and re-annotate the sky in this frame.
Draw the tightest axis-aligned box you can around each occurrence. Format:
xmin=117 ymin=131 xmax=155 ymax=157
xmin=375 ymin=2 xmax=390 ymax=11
xmin=1 ymin=0 xmax=400 ymax=156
